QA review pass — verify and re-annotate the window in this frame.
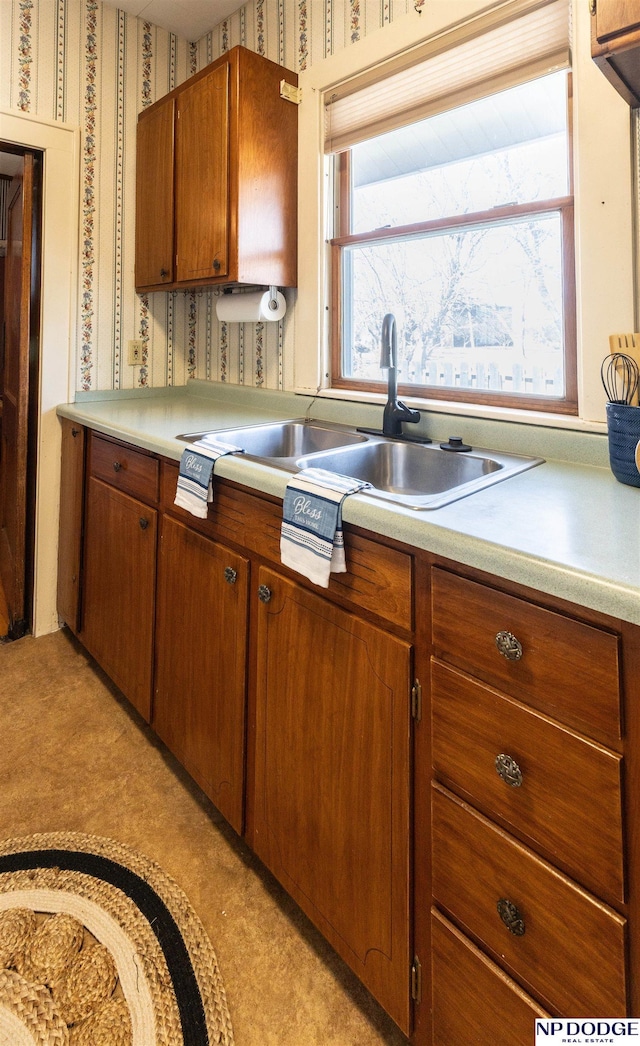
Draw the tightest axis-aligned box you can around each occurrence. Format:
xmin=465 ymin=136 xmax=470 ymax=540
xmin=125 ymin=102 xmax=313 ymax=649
xmin=327 ymin=1 xmax=576 ymax=414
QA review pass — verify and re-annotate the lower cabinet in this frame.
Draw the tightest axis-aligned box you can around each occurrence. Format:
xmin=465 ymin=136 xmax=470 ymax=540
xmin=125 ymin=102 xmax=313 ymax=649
xmin=58 ymin=424 xmax=640 ymax=1043
xmin=431 ymin=910 xmax=549 ymax=1046
xmin=431 ymin=783 xmax=627 ymax=1017
xmin=252 ymin=565 xmax=412 ymax=1034
xmin=82 ymin=475 xmax=157 ymax=722
xmin=57 ymin=418 xmax=85 ymax=634
xmin=153 ymin=516 xmax=249 ymax=834
xmin=420 ymin=564 xmax=633 ymax=1043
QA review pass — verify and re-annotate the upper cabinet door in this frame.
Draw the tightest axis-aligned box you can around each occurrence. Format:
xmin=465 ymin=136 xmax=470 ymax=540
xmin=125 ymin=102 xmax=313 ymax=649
xmin=135 ymin=97 xmax=175 ymax=289
xmin=175 ymin=62 xmax=229 ymax=283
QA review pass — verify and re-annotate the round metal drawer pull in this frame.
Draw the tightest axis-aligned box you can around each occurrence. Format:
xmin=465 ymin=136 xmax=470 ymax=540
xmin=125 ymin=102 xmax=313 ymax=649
xmin=495 ymin=753 xmax=523 ymax=788
xmin=139 ymin=518 xmax=149 ymax=530
xmin=495 ymin=630 xmax=523 ymax=661
xmin=113 ymin=461 xmax=122 ymax=472
xmin=258 ymin=584 xmax=272 ymax=604
xmin=224 ymin=567 xmax=237 ymax=584
xmin=497 ymin=898 xmax=525 ymax=936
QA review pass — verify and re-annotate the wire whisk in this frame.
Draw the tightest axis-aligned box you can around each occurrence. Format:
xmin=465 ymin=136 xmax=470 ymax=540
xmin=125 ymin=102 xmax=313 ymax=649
xmin=601 ymin=352 xmax=640 ymax=405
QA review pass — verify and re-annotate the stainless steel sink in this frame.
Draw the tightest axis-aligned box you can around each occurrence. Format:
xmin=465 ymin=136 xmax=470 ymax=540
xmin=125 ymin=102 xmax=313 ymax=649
xmin=298 ymin=441 xmax=498 ymax=493
xmin=176 ymin=419 xmax=543 ymax=509
xmin=296 ymin=440 xmax=543 ymax=509
xmin=177 ymin=420 xmax=367 ymax=459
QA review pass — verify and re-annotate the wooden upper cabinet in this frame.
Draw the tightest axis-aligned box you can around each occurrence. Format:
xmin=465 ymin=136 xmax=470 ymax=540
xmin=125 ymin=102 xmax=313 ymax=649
xmin=591 ymin=0 xmax=640 ymax=106
xmin=135 ymin=45 xmax=298 ymax=292
xmin=135 ymin=96 xmax=175 ymax=288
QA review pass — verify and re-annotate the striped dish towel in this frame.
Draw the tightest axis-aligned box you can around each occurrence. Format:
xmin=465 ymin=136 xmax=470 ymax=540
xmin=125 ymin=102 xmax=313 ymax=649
xmin=174 ymin=438 xmax=243 ymax=518
xmin=280 ymin=467 xmax=370 ymax=588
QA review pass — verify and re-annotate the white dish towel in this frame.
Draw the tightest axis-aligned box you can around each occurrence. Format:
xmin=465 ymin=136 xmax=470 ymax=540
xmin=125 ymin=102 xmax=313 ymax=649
xmin=280 ymin=467 xmax=370 ymax=588
xmin=174 ymin=437 xmax=243 ymax=518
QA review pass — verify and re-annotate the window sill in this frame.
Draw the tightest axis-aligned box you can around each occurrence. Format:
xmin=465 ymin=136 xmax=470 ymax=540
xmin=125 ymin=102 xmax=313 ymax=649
xmin=295 ymin=385 xmax=608 ymax=437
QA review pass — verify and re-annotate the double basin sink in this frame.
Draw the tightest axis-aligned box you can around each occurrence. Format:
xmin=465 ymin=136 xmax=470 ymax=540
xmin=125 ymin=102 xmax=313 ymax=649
xmin=177 ymin=419 xmax=543 ymax=510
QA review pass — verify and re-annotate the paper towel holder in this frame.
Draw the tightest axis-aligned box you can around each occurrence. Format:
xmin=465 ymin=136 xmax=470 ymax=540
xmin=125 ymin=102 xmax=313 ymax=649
xmin=219 ymin=285 xmax=280 ymax=308
xmin=215 ymin=285 xmax=286 ymax=323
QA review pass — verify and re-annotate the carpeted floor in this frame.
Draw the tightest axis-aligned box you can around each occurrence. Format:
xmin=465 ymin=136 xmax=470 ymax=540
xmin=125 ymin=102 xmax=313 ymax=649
xmin=0 ymin=628 xmax=408 ymax=1045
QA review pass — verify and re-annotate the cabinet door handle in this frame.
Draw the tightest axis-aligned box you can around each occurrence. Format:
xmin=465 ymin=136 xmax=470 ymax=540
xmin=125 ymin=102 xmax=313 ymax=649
xmin=160 ymin=268 xmax=169 ymax=278
xmin=71 ymin=427 xmax=80 ymax=438
xmin=224 ymin=567 xmax=237 ymax=584
xmin=139 ymin=517 xmax=149 ymax=530
xmin=495 ymin=630 xmax=523 ymax=660
xmin=212 ymin=259 xmax=221 ymax=271
xmin=495 ymin=753 xmax=523 ymax=788
xmin=497 ymin=898 xmax=525 ymax=936
xmin=113 ymin=461 xmax=122 ymax=473
xmin=258 ymin=584 xmax=272 ymax=604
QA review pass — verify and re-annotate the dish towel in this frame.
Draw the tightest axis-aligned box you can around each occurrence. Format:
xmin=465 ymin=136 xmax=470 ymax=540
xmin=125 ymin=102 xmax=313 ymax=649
xmin=280 ymin=467 xmax=370 ymax=588
xmin=174 ymin=438 xmax=243 ymax=518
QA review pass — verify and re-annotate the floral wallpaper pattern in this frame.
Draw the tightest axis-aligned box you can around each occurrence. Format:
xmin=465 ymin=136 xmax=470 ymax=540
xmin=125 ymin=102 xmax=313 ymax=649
xmin=0 ymin=0 xmax=409 ymax=392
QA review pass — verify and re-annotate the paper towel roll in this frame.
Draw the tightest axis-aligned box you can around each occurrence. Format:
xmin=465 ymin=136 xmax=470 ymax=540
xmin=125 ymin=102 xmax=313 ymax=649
xmin=215 ymin=290 xmax=286 ymax=323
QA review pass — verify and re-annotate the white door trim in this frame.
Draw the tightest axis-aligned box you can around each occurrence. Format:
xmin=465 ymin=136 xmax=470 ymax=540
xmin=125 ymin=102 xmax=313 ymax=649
xmin=0 ymin=108 xmax=80 ymax=637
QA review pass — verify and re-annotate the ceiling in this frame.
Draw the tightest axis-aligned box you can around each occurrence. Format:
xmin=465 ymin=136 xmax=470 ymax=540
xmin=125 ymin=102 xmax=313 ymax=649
xmin=102 ymin=0 xmax=243 ymax=40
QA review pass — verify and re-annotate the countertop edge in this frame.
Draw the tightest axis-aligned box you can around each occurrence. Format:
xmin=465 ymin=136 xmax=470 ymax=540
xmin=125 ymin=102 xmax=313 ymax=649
xmin=57 ymin=397 xmax=640 ymax=627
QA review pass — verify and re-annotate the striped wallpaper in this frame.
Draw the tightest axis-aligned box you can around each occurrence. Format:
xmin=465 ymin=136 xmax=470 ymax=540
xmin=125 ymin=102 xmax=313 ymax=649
xmin=0 ymin=0 xmax=410 ymax=392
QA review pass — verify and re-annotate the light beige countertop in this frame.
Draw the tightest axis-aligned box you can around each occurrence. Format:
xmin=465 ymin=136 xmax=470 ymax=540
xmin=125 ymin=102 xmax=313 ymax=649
xmin=57 ymin=381 xmax=640 ymax=626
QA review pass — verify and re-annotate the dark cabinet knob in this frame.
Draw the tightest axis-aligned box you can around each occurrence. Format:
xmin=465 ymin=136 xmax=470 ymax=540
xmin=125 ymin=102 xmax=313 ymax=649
xmin=71 ymin=428 xmax=79 ymax=437
xmin=224 ymin=567 xmax=237 ymax=584
xmin=139 ymin=518 xmax=149 ymax=530
xmin=495 ymin=630 xmax=523 ymax=661
xmin=212 ymin=259 xmax=221 ymax=271
xmin=497 ymin=898 xmax=525 ymax=936
xmin=258 ymin=584 xmax=272 ymax=604
xmin=113 ymin=461 xmax=122 ymax=472
xmin=495 ymin=753 xmax=523 ymax=788
xmin=160 ymin=268 xmax=169 ymax=278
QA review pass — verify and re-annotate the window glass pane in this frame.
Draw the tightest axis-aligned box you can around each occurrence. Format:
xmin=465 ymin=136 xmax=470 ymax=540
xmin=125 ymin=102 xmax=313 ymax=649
xmin=343 ymin=212 xmax=565 ymax=398
xmin=350 ymin=72 xmax=569 ymax=234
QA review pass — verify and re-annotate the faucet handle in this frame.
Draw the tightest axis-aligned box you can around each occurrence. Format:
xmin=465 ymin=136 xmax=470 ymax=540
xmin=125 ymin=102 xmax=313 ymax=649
xmin=396 ymin=399 xmax=421 ymax=425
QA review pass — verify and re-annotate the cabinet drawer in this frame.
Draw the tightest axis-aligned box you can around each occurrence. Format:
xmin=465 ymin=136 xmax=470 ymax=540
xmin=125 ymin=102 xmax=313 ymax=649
xmin=90 ymin=433 xmax=159 ymax=504
xmin=431 ymin=568 xmax=621 ymax=746
xmin=432 ymin=784 xmax=627 ymax=1016
xmin=431 ymin=660 xmax=625 ymax=903
xmin=432 ymin=909 xmax=549 ymax=1045
xmin=162 ymin=461 xmax=413 ymax=630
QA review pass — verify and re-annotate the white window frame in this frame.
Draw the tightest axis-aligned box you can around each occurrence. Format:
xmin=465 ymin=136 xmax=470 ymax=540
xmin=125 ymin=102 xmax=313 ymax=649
xmin=294 ymin=0 xmax=635 ymax=429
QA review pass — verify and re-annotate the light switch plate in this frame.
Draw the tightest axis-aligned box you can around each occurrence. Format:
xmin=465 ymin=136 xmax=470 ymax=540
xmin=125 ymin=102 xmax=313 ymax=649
xmin=128 ymin=339 xmax=144 ymax=365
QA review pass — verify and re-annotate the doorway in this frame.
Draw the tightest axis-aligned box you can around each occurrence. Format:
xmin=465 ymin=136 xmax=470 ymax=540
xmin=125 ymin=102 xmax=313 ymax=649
xmin=0 ymin=144 xmax=43 ymax=640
